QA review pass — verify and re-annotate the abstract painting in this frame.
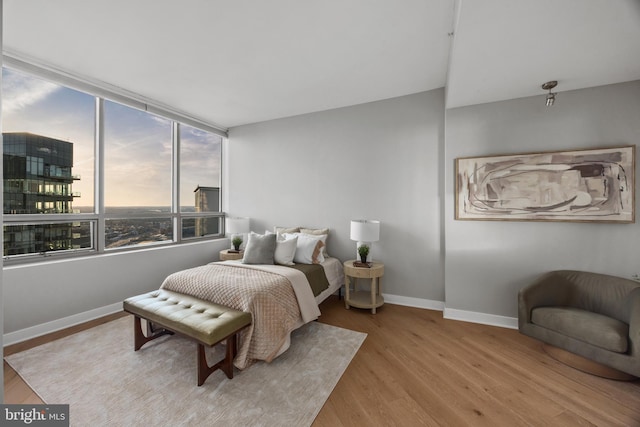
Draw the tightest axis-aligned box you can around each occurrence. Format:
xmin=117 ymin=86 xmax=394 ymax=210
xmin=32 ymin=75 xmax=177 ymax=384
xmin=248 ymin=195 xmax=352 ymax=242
xmin=455 ymin=146 xmax=635 ymax=222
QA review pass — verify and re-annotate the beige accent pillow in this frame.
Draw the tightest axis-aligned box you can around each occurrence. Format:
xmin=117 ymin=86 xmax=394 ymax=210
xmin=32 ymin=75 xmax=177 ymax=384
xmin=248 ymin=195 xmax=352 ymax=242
xmin=274 ymin=226 xmax=301 ymax=234
xmin=300 ymin=227 xmax=329 ymax=257
xmin=312 ymin=241 xmax=325 ymax=264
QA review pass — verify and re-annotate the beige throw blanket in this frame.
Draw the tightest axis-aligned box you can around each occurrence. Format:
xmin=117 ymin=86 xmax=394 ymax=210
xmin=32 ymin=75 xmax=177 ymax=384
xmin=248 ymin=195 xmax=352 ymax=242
xmin=160 ymin=262 xmax=321 ymax=369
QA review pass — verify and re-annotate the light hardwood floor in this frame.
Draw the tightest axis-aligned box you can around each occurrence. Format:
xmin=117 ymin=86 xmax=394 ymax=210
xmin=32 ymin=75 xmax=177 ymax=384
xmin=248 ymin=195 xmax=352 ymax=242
xmin=4 ymin=297 xmax=640 ymax=426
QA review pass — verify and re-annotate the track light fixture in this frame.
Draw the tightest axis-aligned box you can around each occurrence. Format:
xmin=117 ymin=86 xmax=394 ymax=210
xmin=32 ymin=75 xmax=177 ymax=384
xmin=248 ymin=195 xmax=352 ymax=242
xmin=542 ymin=81 xmax=558 ymax=106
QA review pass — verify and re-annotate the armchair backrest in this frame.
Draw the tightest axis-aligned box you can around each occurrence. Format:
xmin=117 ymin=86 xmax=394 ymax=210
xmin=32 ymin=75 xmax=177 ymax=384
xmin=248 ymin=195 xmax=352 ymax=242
xmin=552 ymin=270 xmax=640 ymax=324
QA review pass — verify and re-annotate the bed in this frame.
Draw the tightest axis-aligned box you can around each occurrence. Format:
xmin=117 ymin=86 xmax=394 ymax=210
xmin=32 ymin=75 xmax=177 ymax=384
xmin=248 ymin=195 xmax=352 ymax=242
xmin=159 ymin=229 xmax=344 ymax=369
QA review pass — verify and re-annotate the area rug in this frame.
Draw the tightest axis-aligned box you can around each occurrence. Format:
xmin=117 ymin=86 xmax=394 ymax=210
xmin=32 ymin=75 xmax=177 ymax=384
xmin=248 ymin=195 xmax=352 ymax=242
xmin=5 ymin=316 xmax=366 ymax=426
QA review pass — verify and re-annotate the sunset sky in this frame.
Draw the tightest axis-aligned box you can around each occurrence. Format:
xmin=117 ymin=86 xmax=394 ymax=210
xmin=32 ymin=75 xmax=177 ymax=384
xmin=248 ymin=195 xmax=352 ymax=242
xmin=2 ymin=67 xmax=221 ymax=209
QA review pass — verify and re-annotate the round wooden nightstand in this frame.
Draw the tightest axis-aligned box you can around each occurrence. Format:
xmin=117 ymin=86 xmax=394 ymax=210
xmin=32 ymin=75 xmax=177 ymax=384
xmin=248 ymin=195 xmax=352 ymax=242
xmin=343 ymin=259 xmax=385 ymax=314
xmin=219 ymin=249 xmax=244 ymax=261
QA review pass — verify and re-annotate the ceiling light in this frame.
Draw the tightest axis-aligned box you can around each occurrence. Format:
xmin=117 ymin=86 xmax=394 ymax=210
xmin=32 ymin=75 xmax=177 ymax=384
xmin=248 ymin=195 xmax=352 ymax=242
xmin=542 ymin=81 xmax=558 ymax=106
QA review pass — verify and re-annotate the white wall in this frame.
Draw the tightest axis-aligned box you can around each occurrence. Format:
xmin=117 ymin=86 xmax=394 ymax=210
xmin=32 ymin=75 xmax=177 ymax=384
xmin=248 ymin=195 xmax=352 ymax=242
xmin=3 ymin=239 xmax=229 ymax=342
xmin=5 ymin=80 xmax=639 ymax=352
xmin=444 ymin=80 xmax=640 ymax=319
xmin=228 ymin=90 xmax=446 ymax=303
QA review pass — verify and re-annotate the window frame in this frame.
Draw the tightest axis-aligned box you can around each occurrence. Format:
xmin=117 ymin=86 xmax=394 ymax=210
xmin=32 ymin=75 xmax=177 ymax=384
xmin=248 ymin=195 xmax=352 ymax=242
xmin=2 ymin=59 xmax=227 ymax=264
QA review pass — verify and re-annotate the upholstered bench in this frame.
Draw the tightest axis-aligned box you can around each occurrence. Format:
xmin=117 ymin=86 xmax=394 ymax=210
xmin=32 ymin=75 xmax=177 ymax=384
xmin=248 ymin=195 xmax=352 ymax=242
xmin=123 ymin=289 xmax=252 ymax=386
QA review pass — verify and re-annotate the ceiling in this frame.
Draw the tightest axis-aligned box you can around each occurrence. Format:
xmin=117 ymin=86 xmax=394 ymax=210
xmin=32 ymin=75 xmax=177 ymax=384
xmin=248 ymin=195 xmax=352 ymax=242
xmin=3 ymin=0 xmax=640 ymax=130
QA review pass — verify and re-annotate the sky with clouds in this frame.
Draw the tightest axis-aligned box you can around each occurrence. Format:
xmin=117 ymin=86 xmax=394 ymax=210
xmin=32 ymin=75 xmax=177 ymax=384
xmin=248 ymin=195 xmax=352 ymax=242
xmin=2 ymin=67 xmax=221 ymax=209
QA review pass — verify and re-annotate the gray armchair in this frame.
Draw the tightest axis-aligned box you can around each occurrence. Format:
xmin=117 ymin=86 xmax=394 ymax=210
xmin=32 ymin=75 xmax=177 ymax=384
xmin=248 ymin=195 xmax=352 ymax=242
xmin=518 ymin=270 xmax=640 ymax=378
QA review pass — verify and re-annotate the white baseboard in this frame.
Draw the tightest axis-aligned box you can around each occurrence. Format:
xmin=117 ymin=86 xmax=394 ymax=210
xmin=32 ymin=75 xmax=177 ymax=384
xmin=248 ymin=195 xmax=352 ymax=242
xmin=3 ymin=297 xmax=519 ymax=347
xmin=3 ymin=302 xmax=123 ymax=346
xmin=382 ymin=293 xmax=518 ymax=330
xmin=443 ymin=307 xmax=518 ymax=330
xmin=382 ymin=293 xmax=446 ymax=311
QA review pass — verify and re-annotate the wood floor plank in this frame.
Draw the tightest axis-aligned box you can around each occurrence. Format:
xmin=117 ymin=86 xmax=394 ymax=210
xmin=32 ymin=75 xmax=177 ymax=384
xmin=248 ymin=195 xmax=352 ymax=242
xmin=312 ymin=298 xmax=640 ymax=427
xmin=461 ymin=330 xmax=640 ymax=426
xmin=4 ymin=361 xmax=44 ymax=404
xmin=3 ymin=297 xmax=639 ymax=427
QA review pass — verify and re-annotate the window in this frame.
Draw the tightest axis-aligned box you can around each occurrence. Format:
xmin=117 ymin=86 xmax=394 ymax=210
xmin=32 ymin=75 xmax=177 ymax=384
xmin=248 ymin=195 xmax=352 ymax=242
xmin=2 ymin=68 xmax=95 ymax=212
xmin=104 ymin=101 xmax=173 ymax=211
xmin=2 ymin=68 xmax=96 ymax=257
xmin=179 ymin=124 xmax=222 ymax=238
xmin=2 ymin=66 xmax=225 ymax=261
xmin=103 ymin=100 xmax=173 ymax=248
xmin=4 ymin=221 xmax=93 ymax=257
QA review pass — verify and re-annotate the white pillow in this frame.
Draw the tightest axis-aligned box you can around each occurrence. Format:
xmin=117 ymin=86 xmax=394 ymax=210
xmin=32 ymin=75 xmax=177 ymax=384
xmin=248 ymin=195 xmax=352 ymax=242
xmin=265 ymin=229 xmax=290 ymax=242
xmin=300 ymin=228 xmax=330 ymax=257
xmin=286 ymin=233 xmax=325 ymax=264
xmin=274 ymin=235 xmax=297 ymax=266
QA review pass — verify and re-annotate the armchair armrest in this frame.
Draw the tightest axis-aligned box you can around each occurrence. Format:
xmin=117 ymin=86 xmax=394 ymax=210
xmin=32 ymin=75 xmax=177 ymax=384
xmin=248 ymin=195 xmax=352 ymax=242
xmin=628 ymin=287 xmax=640 ymax=357
xmin=518 ymin=271 xmax=574 ymax=328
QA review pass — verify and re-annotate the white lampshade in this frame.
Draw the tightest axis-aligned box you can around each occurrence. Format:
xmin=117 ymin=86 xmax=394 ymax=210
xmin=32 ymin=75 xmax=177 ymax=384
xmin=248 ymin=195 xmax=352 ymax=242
xmin=226 ymin=217 xmax=250 ymax=235
xmin=350 ymin=220 xmax=380 ymax=263
xmin=350 ymin=219 xmax=380 ymax=242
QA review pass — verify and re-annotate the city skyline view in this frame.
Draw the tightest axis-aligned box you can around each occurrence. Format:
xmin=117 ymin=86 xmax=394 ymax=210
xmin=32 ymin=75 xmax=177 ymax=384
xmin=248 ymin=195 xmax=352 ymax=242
xmin=2 ymin=131 xmax=220 ymax=254
xmin=2 ymin=67 xmax=222 ymax=209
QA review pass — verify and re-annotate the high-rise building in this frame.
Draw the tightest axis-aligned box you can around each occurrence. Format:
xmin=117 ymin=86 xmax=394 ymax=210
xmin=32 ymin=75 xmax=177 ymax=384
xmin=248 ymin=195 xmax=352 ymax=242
xmin=3 ymin=132 xmax=81 ymax=255
xmin=194 ymin=185 xmax=219 ymax=237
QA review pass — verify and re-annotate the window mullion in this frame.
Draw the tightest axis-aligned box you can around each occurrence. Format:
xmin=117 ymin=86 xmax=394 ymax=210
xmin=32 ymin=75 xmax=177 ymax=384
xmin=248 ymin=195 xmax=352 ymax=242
xmin=95 ymin=97 xmax=105 ymax=252
xmin=173 ymin=121 xmax=180 ymax=243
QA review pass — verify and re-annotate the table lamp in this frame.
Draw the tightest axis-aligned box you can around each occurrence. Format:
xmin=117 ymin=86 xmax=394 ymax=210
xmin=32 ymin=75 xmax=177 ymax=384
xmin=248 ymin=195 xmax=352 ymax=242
xmin=226 ymin=217 xmax=250 ymax=251
xmin=350 ymin=219 xmax=380 ymax=263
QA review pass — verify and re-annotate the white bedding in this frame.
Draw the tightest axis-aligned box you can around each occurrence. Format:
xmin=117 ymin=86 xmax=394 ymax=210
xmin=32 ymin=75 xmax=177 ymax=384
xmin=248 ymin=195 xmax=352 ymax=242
xmin=271 ymin=256 xmax=344 ymax=358
xmin=315 ymin=256 xmax=345 ymax=304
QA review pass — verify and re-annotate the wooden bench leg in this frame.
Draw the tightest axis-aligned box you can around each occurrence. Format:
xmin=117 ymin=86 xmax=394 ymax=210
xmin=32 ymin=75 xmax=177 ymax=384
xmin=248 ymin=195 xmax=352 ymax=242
xmin=224 ymin=334 xmax=236 ymax=378
xmin=197 ymin=334 xmax=237 ymax=386
xmin=133 ymin=316 xmax=172 ymax=351
xmin=129 ymin=313 xmax=245 ymax=386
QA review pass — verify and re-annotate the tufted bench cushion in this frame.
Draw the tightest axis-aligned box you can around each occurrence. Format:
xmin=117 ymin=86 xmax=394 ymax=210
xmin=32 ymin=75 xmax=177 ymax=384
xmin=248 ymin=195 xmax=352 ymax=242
xmin=124 ymin=290 xmax=252 ymax=346
xmin=123 ymin=289 xmax=252 ymax=386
